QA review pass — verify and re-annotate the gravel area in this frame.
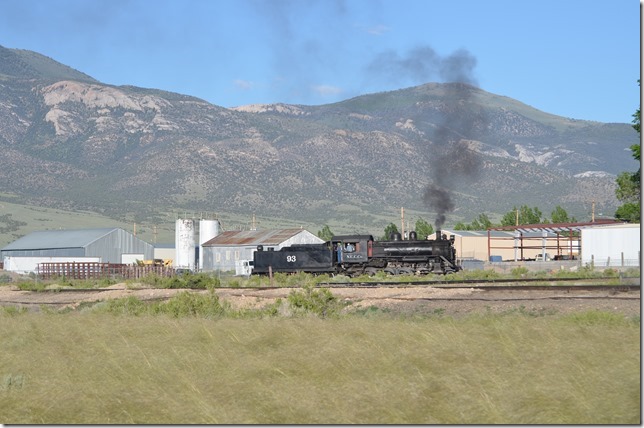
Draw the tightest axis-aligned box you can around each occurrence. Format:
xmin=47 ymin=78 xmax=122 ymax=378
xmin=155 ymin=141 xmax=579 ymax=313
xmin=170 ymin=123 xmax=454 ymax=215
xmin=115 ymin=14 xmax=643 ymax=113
xmin=0 ymin=283 xmax=639 ymax=317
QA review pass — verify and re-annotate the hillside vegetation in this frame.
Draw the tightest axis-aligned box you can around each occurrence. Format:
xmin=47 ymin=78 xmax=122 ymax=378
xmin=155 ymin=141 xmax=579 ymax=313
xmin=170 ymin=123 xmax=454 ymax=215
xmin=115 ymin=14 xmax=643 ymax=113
xmin=0 ymin=45 xmax=638 ymax=239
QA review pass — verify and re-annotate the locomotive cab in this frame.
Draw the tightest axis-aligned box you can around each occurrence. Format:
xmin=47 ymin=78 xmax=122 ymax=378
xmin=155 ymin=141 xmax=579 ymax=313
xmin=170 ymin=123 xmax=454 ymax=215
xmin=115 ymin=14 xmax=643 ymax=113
xmin=330 ymin=235 xmax=373 ymax=264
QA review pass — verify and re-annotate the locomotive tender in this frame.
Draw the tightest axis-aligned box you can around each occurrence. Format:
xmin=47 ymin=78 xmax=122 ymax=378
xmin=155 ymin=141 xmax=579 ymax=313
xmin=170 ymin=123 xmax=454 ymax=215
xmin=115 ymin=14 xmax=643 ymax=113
xmin=251 ymin=230 xmax=461 ymax=276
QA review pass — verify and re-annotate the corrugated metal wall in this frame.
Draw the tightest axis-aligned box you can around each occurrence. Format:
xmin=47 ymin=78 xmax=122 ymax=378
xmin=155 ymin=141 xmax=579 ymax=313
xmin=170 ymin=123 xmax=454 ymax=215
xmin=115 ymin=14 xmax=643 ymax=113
xmin=85 ymin=229 xmax=154 ymax=263
xmin=581 ymin=225 xmax=640 ymax=267
xmin=202 ymin=230 xmax=324 ymax=272
xmin=1 ymin=229 xmax=154 ymax=264
xmin=1 ymin=248 xmax=86 ymax=258
xmin=202 ymin=245 xmax=257 ymax=272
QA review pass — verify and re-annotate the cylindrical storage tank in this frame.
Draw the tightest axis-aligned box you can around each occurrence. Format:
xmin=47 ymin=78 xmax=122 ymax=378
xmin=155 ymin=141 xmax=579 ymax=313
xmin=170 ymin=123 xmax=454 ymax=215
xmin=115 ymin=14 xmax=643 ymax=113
xmin=199 ymin=219 xmax=221 ymax=270
xmin=175 ymin=219 xmax=195 ymax=270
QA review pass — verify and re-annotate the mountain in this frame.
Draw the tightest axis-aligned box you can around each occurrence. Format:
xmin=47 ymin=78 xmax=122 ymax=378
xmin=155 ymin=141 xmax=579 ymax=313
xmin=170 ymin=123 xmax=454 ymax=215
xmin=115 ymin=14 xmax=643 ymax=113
xmin=0 ymin=45 xmax=639 ymax=239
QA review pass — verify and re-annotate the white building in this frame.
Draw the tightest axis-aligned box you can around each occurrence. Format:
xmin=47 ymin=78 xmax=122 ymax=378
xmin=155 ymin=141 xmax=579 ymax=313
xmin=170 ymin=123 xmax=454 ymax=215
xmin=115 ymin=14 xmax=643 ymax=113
xmin=1 ymin=228 xmax=154 ymax=274
xmin=581 ymin=223 xmax=640 ymax=268
xmin=201 ymin=228 xmax=324 ymax=273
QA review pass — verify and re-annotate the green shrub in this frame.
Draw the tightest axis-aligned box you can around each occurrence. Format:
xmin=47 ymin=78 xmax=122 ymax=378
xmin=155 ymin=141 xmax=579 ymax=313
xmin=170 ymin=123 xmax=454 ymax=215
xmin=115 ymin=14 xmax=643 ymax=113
xmin=510 ymin=266 xmax=529 ymax=277
xmin=1 ymin=306 xmax=27 ymax=316
xmin=96 ymin=290 xmax=229 ymax=318
xmin=448 ymin=268 xmax=502 ymax=281
xmin=100 ymin=295 xmax=149 ymax=316
xmin=287 ymin=284 xmax=343 ymax=318
xmin=602 ymin=268 xmax=619 ymax=277
xmin=150 ymin=291 xmax=228 ymax=318
xmin=15 ymin=280 xmax=47 ymax=292
xmin=140 ymin=272 xmax=220 ymax=290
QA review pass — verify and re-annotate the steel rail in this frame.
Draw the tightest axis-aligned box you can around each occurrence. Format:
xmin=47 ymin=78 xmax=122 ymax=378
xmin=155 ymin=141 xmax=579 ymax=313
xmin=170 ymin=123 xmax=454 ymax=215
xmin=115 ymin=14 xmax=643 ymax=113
xmin=318 ymin=276 xmax=640 ymax=288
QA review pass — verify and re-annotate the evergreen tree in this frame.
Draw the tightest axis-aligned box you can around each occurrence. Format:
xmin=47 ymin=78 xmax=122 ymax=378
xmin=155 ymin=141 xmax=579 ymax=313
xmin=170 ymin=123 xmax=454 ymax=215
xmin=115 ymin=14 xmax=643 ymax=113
xmin=550 ymin=206 xmax=576 ymax=223
xmin=615 ymin=82 xmax=641 ymax=223
xmin=317 ymin=225 xmax=334 ymax=241
xmin=470 ymin=213 xmax=493 ymax=230
xmin=382 ymin=223 xmax=399 ymax=240
xmin=414 ymin=217 xmax=434 ymax=240
xmin=501 ymin=205 xmax=543 ymax=226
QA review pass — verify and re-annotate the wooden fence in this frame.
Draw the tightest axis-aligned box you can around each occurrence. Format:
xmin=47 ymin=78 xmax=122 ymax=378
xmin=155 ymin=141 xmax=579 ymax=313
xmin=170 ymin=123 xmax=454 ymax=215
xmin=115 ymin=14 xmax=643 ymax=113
xmin=37 ymin=262 xmax=176 ymax=280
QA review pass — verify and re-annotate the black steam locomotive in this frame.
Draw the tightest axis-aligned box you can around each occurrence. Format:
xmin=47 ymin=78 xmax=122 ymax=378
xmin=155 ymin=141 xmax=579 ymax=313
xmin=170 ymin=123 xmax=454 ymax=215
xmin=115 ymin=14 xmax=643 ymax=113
xmin=251 ymin=230 xmax=461 ymax=276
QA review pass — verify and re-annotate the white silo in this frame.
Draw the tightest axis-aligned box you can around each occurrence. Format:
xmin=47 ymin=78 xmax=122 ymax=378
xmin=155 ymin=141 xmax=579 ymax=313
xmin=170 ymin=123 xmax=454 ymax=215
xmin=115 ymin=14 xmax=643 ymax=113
xmin=175 ymin=218 xmax=195 ymax=270
xmin=199 ymin=219 xmax=221 ymax=270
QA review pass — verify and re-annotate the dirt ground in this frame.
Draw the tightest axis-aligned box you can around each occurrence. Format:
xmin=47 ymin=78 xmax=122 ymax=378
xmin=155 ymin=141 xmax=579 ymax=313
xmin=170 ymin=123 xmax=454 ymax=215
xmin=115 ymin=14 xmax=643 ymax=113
xmin=0 ymin=282 xmax=639 ymax=317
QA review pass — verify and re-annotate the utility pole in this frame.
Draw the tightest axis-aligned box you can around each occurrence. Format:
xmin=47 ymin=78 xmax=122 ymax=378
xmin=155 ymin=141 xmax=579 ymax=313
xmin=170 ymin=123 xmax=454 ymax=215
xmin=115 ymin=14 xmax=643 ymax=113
xmin=401 ymin=207 xmax=405 ymax=240
xmin=515 ymin=208 xmax=519 ymax=226
xmin=591 ymin=200 xmax=596 ymax=222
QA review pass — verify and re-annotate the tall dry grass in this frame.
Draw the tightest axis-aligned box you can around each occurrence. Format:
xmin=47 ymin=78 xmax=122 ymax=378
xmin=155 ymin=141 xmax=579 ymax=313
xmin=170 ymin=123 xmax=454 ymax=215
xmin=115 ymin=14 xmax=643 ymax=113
xmin=0 ymin=311 xmax=639 ymax=424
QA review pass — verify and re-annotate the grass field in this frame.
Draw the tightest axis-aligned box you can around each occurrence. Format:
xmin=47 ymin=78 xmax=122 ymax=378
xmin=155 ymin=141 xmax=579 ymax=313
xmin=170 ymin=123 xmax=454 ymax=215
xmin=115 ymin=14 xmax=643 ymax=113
xmin=0 ymin=196 xmax=360 ymax=248
xmin=0 ymin=306 xmax=639 ymax=424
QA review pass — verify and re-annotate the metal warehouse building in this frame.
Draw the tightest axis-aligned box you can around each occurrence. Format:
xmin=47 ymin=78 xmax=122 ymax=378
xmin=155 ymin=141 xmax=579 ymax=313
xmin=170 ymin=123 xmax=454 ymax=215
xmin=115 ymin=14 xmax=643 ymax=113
xmin=429 ymin=229 xmax=564 ymax=261
xmin=581 ymin=223 xmax=640 ymax=268
xmin=1 ymin=227 xmax=154 ymax=273
xmin=201 ymin=228 xmax=324 ymax=274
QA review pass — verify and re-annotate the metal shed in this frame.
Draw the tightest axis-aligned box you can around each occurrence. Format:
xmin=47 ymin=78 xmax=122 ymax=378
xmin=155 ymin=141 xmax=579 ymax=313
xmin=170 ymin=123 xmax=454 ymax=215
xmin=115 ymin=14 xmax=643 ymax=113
xmin=487 ymin=220 xmax=622 ymax=261
xmin=1 ymin=228 xmax=154 ymax=272
xmin=201 ymin=228 xmax=324 ymax=273
xmin=429 ymin=229 xmax=562 ymax=262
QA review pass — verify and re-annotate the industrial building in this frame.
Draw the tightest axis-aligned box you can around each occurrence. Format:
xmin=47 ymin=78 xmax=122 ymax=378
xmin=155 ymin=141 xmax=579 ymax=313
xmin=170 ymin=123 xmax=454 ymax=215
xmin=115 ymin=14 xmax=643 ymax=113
xmin=1 ymin=227 xmax=154 ymax=274
xmin=581 ymin=223 xmax=640 ymax=268
xmin=201 ymin=228 xmax=324 ymax=274
xmin=174 ymin=217 xmax=221 ymax=271
xmin=429 ymin=229 xmax=567 ymax=261
xmin=431 ymin=220 xmax=637 ymax=265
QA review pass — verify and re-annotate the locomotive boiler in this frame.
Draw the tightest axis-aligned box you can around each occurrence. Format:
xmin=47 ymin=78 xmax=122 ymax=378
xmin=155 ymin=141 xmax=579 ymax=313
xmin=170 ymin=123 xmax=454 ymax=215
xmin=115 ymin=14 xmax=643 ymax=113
xmin=251 ymin=230 xmax=461 ymax=276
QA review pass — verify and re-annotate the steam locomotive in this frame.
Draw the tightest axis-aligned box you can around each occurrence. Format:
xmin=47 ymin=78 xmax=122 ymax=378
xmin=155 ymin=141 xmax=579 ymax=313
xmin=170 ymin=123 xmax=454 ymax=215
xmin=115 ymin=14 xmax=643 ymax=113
xmin=251 ymin=230 xmax=461 ymax=276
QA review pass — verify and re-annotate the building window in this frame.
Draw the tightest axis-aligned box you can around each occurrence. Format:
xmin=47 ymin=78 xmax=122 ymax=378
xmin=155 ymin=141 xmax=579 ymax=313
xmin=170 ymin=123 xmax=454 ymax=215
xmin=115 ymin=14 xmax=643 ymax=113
xmin=235 ymin=251 xmax=240 ymax=260
xmin=226 ymin=251 xmax=230 ymax=261
xmin=215 ymin=253 xmax=221 ymax=263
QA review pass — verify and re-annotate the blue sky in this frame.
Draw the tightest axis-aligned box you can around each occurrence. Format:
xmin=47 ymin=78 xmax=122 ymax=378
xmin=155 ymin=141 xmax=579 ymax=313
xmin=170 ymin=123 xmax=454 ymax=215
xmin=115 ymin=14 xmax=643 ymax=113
xmin=0 ymin=0 xmax=640 ymax=123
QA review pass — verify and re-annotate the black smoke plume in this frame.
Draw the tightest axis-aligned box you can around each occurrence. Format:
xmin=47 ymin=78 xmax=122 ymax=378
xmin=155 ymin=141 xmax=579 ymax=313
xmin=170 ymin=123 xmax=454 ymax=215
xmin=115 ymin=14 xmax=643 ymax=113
xmin=368 ymin=45 xmax=484 ymax=229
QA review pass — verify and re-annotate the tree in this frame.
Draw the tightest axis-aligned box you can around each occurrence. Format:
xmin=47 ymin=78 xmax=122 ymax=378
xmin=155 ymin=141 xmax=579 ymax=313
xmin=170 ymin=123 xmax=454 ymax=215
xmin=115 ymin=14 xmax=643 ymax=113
xmin=632 ymin=80 xmax=640 ymax=134
xmin=615 ymin=82 xmax=641 ymax=223
xmin=382 ymin=223 xmax=399 ymax=240
xmin=471 ymin=213 xmax=493 ymax=230
xmin=453 ymin=213 xmax=493 ymax=230
xmin=414 ymin=217 xmax=434 ymax=240
xmin=500 ymin=205 xmax=543 ymax=226
xmin=317 ymin=225 xmax=334 ymax=241
xmin=550 ymin=205 xmax=576 ymax=223
xmin=453 ymin=221 xmax=468 ymax=231
xmin=615 ymin=203 xmax=640 ymax=222
xmin=615 ymin=172 xmax=640 ymax=204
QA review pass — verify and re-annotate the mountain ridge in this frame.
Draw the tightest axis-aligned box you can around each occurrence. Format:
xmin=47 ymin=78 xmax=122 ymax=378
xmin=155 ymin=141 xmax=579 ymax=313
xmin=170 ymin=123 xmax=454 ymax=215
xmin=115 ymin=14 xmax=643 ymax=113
xmin=0 ymin=45 xmax=638 ymax=241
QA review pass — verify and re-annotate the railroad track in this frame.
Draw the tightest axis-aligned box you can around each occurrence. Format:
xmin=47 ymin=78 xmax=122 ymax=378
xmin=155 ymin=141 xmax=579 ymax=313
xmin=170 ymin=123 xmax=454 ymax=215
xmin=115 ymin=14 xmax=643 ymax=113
xmin=319 ymin=275 xmax=640 ymax=287
xmin=0 ymin=277 xmax=638 ymax=310
xmin=7 ymin=275 xmax=642 ymax=293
